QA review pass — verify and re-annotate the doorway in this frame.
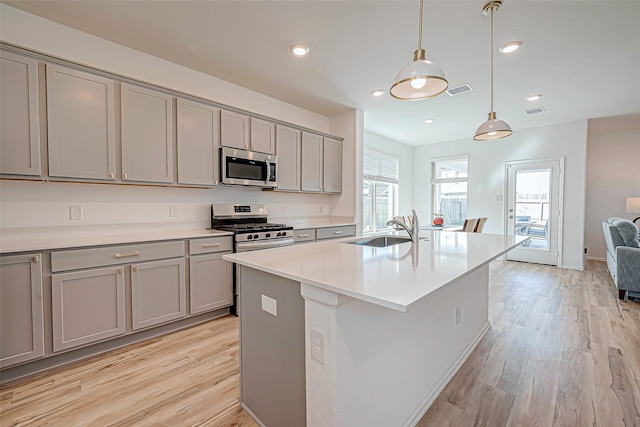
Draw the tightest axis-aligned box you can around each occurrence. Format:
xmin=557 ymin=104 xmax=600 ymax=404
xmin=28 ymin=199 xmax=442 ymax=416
xmin=505 ymin=159 xmax=563 ymax=266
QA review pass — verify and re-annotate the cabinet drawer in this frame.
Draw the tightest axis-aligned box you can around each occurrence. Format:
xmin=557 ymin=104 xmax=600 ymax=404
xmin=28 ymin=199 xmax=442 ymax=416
xmin=293 ymin=229 xmax=316 ymax=243
xmin=316 ymin=225 xmax=356 ymax=240
xmin=51 ymin=241 xmax=185 ymax=272
xmin=189 ymin=236 xmax=233 ymax=255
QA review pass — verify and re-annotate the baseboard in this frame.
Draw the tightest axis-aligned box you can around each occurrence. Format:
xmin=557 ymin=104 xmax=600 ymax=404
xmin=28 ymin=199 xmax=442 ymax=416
xmin=560 ymin=264 xmax=584 ymax=271
xmin=241 ymin=402 xmax=267 ymax=427
xmin=403 ymin=321 xmax=491 ymax=427
xmin=585 ymin=256 xmax=606 ymax=261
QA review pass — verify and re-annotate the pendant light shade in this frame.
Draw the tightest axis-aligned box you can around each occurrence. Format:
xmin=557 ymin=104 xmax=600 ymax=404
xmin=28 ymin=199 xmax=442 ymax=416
xmin=474 ymin=1 xmax=512 ymax=141
xmin=390 ymin=0 xmax=448 ymax=100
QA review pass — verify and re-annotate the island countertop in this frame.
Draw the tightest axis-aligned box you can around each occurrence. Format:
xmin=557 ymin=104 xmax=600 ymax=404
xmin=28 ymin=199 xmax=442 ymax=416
xmin=223 ymin=231 xmax=527 ymax=312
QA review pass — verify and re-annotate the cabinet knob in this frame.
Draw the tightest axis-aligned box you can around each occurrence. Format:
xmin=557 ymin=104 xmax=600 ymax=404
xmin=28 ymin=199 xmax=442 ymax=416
xmin=118 ymin=268 xmax=123 ymax=274
xmin=214 ymin=180 xmax=218 ymax=185
xmin=132 ymin=266 xmax=138 ymax=272
xmin=123 ymin=173 xmax=128 ymax=179
xmin=108 ymin=172 xmax=114 ymax=179
xmin=244 ymin=144 xmax=248 ymax=149
xmin=32 ymin=256 xmax=39 ymax=263
xmin=251 ymin=145 xmax=256 ymax=151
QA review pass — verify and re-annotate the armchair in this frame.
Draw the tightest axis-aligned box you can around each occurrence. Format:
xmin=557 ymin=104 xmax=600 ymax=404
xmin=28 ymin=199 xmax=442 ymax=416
xmin=602 ymin=217 xmax=640 ymax=300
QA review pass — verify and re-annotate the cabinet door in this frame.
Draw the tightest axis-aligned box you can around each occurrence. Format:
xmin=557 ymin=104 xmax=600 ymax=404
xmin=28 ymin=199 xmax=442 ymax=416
xmin=121 ymin=83 xmax=174 ymax=183
xmin=323 ymin=137 xmax=342 ymax=193
xmin=301 ymin=132 xmax=323 ymax=192
xmin=0 ymin=51 xmax=41 ymax=176
xmin=177 ymin=99 xmax=219 ymax=186
xmin=250 ymin=118 xmax=275 ymax=154
xmin=189 ymin=253 xmax=233 ymax=314
xmin=275 ymin=125 xmax=301 ymax=191
xmin=220 ymin=110 xmax=249 ymax=150
xmin=47 ymin=65 xmax=116 ymax=180
xmin=52 ymin=266 xmax=125 ymax=352
xmin=131 ymin=258 xmax=186 ymax=330
xmin=0 ymin=254 xmax=44 ymax=368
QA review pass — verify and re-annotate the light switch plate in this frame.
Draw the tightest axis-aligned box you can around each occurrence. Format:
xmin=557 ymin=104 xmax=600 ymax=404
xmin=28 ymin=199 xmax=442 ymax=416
xmin=69 ymin=205 xmax=83 ymax=220
xmin=261 ymin=294 xmax=277 ymax=316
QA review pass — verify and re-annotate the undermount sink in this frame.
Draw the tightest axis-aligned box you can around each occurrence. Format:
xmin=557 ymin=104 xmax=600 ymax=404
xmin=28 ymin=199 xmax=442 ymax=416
xmin=346 ymin=236 xmax=412 ymax=247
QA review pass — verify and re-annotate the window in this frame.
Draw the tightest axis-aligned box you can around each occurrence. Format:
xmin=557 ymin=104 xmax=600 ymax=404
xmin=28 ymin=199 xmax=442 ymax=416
xmin=431 ymin=156 xmax=468 ymax=226
xmin=363 ymin=150 xmax=399 ymax=233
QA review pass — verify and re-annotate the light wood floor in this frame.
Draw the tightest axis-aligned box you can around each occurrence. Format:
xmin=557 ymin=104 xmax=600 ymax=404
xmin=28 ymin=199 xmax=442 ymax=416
xmin=1 ymin=260 xmax=639 ymax=426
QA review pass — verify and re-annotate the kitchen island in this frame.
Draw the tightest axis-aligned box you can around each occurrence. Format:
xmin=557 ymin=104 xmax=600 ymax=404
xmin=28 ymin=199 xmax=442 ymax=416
xmin=223 ymin=231 xmax=527 ymax=427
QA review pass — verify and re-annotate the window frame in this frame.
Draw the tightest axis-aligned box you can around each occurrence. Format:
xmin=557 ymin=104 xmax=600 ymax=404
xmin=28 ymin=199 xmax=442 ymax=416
xmin=363 ymin=150 xmax=399 ymax=234
xmin=430 ymin=155 xmax=469 ymax=226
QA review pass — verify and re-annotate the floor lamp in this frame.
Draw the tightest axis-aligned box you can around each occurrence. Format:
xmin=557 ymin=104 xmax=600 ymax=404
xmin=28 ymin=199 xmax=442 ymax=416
xmin=626 ymin=197 xmax=640 ymax=225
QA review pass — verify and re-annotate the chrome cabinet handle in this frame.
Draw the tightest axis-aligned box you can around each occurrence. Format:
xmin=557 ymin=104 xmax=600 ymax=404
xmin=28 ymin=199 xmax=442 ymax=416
xmin=202 ymin=243 xmax=221 ymax=248
xmin=123 ymin=173 xmax=128 ymax=179
xmin=115 ymin=251 xmax=140 ymax=258
xmin=132 ymin=266 xmax=138 ymax=272
xmin=333 ymin=231 xmax=343 ymax=235
xmin=297 ymin=234 xmax=310 ymax=238
xmin=108 ymin=172 xmax=114 ymax=179
xmin=32 ymin=256 xmax=39 ymax=263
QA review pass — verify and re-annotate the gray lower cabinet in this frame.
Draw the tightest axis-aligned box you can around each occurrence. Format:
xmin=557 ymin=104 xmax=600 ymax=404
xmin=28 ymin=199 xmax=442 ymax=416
xmin=316 ymin=225 xmax=356 ymax=240
xmin=121 ymin=83 xmax=174 ymax=183
xmin=51 ymin=266 xmax=125 ymax=352
xmin=46 ymin=64 xmax=116 ymax=181
xmin=0 ymin=254 xmax=45 ymax=368
xmin=189 ymin=253 xmax=232 ymax=314
xmin=131 ymin=258 xmax=186 ymax=330
xmin=0 ymin=51 xmax=41 ymax=177
xmin=293 ymin=228 xmax=315 ymax=244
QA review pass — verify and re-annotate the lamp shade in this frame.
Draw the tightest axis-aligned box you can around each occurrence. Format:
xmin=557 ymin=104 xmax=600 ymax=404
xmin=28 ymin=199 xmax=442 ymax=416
xmin=626 ymin=197 xmax=640 ymax=213
xmin=473 ymin=112 xmax=513 ymax=141
xmin=390 ymin=49 xmax=448 ymax=100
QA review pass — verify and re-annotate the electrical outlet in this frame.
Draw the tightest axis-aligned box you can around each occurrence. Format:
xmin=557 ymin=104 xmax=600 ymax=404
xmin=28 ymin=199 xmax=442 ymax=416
xmin=310 ymin=329 xmax=325 ymax=364
xmin=169 ymin=205 xmax=178 ymax=217
xmin=261 ymin=294 xmax=277 ymax=316
xmin=455 ymin=306 xmax=462 ymax=325
xmin=69 ymin=205 xmax=83 ymax=220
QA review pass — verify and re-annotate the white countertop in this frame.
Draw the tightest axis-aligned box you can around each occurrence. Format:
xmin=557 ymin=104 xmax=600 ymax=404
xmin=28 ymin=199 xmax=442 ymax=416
xmin=224 ymin=231 xmax=527 ymax=312
xmin=0 ymin=223 xmax=232 ymax=253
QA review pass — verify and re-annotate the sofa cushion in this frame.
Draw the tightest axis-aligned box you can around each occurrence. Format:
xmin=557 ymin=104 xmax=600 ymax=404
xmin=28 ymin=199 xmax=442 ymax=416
xmin=614 ymin=219 xmax=640 ymax=248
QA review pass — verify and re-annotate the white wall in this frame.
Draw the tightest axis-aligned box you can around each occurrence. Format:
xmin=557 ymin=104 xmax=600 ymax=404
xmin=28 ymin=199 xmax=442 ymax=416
xmin=331 ymin=110 xmax=363 ymax=227
xmin=585 ymin=114 xmax=640 ymax=259
xmin=413 ymin=120 xmax=589 ymax=270
xmin=0 ymin=5 xmax=357 ymax=231
xmin=364 ymin=132 xmax=414 ymax=217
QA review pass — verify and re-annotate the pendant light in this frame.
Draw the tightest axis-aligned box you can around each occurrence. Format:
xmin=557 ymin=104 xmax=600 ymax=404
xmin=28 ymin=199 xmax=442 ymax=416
xmin=390 ymin=0 xmax=448 ymax=100
xmin=474 ymin=1 xmax=512 ymax=141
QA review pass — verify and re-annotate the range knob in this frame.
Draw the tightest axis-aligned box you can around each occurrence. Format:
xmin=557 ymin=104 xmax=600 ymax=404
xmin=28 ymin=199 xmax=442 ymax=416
xmin=266 ymin=233 xmax=271 ymax=238
xmin=247 ymin=235 xmax=253 ymax=240
xmin=281 ymin=231 xmax=288 ymax=237
xmin=253 ymin=234 xmax=259 ymax=239
xmin=276 ymin=232 xmax=282 ymax=237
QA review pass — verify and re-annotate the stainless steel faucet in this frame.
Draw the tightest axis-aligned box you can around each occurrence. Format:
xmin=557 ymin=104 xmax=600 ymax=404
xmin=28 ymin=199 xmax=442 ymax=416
xmin=387 ymin=209 xmax=419 ymax=243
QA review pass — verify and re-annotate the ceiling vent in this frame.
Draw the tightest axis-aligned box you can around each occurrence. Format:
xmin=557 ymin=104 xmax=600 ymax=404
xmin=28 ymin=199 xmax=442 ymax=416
xmin=525 ymin=106 xmax=546 ymax=115
xmin=446 ymin=84 xmax=473 ymax=96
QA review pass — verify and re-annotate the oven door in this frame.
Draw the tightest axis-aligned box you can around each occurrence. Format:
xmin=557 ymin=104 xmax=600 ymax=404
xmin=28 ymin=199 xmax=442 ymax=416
xmin=221 ymin=147 xmax=277 ymax=188
xmin=236 ymin=237 xmax=294 ymax=253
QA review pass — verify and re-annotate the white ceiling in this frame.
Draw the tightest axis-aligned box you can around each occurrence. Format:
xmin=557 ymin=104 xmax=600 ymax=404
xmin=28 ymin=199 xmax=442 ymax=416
xmin=5 ymin=0 xmax=640 ymax=146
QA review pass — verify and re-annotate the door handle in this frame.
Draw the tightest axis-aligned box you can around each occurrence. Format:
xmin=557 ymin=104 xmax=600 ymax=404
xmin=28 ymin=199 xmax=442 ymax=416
xmin=509 ymin=215 xmax=514 ymax=219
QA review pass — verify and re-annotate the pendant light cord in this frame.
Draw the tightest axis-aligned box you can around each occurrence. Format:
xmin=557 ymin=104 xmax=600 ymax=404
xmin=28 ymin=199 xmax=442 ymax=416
xmin=418 ymin=0 xmax=424 ymax=51
xmin=490 ymin=5 xmax=494 ymax=113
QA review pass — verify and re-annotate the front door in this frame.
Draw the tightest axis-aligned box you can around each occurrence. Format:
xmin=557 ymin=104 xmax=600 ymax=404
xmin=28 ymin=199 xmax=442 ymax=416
xmin=506 ymin=159 xmax=563 ymax=266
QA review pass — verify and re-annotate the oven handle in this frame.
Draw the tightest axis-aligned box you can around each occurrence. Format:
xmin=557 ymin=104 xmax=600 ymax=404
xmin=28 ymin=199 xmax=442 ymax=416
xmin=265 ymin=156 xmax=271 ymax=187
xmin=236 ymin=238 xmax=294 ymax=252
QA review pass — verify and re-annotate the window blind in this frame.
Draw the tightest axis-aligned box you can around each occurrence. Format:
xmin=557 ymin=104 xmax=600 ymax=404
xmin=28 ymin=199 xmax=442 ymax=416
xmin=431 ymin=156 xmax=469 ymax=184
xmin=364 ymin=150 xmax=399 ymax=184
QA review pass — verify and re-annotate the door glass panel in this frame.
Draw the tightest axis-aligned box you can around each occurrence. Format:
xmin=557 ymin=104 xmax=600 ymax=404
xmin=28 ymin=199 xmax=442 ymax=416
xmin=514 ymin=169 xmax=550 ymax=251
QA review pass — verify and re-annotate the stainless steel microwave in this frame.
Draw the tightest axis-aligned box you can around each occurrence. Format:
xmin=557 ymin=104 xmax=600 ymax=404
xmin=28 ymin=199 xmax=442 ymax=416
xmin=220 ymin=147 xmax=277 ymax=188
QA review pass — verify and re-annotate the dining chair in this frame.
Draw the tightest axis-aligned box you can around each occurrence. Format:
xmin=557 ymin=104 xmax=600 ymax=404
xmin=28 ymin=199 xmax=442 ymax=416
xmin=462 ymin=218 xmax=478 ymax=232
xmin=474 ymin=217 xmax=487 ymax=233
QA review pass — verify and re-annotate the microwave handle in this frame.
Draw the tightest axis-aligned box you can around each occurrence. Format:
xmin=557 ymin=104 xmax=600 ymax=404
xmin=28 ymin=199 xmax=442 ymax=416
xmin=265 ymin=155 xmax=271 ymax=186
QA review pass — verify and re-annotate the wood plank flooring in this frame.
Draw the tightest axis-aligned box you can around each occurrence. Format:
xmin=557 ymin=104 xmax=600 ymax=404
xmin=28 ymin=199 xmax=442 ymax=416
xmin=1 ymin=260 xmax=639 ymax=426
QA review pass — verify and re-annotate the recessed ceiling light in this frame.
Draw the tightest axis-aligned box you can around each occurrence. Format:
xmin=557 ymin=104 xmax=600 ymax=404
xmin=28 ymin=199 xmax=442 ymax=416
xmin=371 ymin=89 xmax=385 ymax=97
xmin=499 ymin=41 xmax=522 ymax=54
xmin=424 ymin=118 xmax=434 ymax=124
xmin=526 ymin=94 xmax=542 ymax=101
xmin=290 ymin=45 xmax=309 ymax=57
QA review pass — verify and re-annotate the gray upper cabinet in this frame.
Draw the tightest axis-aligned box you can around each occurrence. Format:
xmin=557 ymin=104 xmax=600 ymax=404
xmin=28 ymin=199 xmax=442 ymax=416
xmin=220 ymin=110 xmax=249 ymax=150
xmin=323 ymin=137 xmax=342 ymax=193
xmin=47 ymin=65 xmax=116 ymax=180
xmin=250 ymin=118 xmax=275 ymax=154
xmin=0 ymin=51 xmax=42 ymax=176
xmin=121 ymin=83 xmax=174 ymax=183
xmin=0 ymin=253 xmax=45 ymax=368
xmin=301 ymin=132 xmax=323 ymax=192
xmin=177 ymin=98 xmax=220 ymax=186
xmin=275 ymin=125 xmax=301 ymax=191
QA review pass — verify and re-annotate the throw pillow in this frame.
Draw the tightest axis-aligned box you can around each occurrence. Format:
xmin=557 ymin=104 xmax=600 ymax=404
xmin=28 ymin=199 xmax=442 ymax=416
xmin=616 ymin=220 xmax=640 ymax=248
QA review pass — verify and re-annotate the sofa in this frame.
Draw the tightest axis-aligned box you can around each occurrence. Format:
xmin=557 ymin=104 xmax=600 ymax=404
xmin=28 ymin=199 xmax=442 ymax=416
xmin=602 ymin=217 xmax=640 ymax=300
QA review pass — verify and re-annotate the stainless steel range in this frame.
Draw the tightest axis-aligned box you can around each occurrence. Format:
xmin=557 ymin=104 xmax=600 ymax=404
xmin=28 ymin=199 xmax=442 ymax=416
xmin=211 ymin=204 xmax=294 ymax=314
